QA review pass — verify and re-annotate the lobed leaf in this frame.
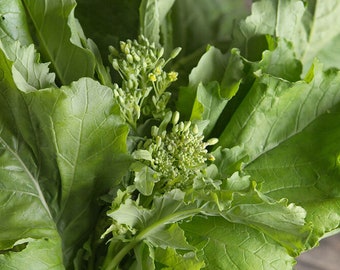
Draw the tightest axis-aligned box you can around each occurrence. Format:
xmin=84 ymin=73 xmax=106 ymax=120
xmin=21 ymin=0 xmax=96 ymax=84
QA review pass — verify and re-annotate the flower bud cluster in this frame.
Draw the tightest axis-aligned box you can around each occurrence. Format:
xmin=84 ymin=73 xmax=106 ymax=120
xmin=134 ymin=112 xmax=218 ymax=191
xmin=109 ymin=36 xmax=181 ymax=128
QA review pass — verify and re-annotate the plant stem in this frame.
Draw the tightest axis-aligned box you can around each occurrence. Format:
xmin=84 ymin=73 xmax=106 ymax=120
xmin=105 ymin=240 xmax=138 ymax=270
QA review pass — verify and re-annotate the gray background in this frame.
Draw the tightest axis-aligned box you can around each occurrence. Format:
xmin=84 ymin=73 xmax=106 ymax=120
xmin=296 ymin=233 xmax=340 ymax=270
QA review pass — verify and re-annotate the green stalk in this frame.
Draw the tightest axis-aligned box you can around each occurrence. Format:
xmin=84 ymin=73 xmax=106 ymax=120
xmin=105 ymin=240 xmax=139 ymax=270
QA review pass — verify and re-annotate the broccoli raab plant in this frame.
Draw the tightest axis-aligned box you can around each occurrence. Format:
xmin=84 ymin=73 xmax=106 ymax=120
xmin=1 ymin=0 xmax=340 ymax=270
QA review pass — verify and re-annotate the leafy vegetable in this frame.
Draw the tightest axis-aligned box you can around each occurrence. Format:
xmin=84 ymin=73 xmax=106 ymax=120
xmin=0 ymin=0 xmax=339 ymax=269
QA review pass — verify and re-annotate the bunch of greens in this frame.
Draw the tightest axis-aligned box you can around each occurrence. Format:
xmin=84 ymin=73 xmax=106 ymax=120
xmin=1 ymin=0 xmax=340 ymax=269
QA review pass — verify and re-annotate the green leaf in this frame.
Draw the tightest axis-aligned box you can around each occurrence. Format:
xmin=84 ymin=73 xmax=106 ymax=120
xmin=176 ymin=46 xmax=228 ymax=119
xmin=222 ymin=182 xmax=311 ymax=255
xmin=244 ymin=103 xmax=340 ymax=238
xmin=217 ymin=61 xmax=340 ymax=162
xmin=107 ymin=190 xmax=200 ymax=243
xmin=293 ymin=0 xmax=340 ymax=71
xmin=220 ymin=48 xmax=245 ymax=99
xmin=178 ymin=46 xmax=244 ymax=137
xmin=252 ymin=37 xmax=303 ymax=82
xmin=0 ymin=48 xmax=63 ymax=269
xmin=133 ymin=241 xmax=155 ymax=270
xmin=0 ymin=3 xmax=57 ymax=92
xmin=85 ymin=38 xmax=113 ymax=88
xmin=192 ymin=172 xmax=312 ymax=256
xmin=0 ymin=238 xmax=64 ymax=270
xmin=154 ymin=247 xmax=205 ymax=270
xmin=26 ymin=78 xmax=131 ymax=267
xmin=0 ymin=0 xmax=33 ymax=45
xmin=190 ymin=81 xmax=228 ymax=137
xmin=139 ymin=0 xmax=176 ymax=45
xmin=181 ymin=216 xmax=296 ymax=270
xmin=217 ymin=60 xmax=340 ymax=248
xmin=131 ymin=161 xmax=159 ymax=196
xmin=21 ymin=0 xmax=96 ymax=84
xmin=0 ymin=41 xmax=56 ymax=92
xmin=104 ymin=190 xmax=200 ymax=269
xmin=235 ymin=0 xmax=340 ymax=72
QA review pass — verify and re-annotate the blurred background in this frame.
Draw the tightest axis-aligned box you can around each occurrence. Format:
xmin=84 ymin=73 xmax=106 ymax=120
xmin=296 ymin=233 xmax=340 ymax=270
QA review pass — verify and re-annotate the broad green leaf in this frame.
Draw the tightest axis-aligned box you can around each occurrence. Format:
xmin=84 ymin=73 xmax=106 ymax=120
xmin=244 ymin=106 xmax=340 ymax=238
xmin=26 ymin=78 xmax=131 ymax=267
xmin=294 ymin=0 xmax=340 ymax=71
xmin=217 ymin=61 xmax=340 ymax=163
xmin=233 ymin=0 xmax=304 ymax=60
xmin=217 ymin=60 xmax=340 ymax=247
xmin=0 ymin=36 xmax=61 ymax=212
xmin=235 ymin=0 xmax=340 ymax=72
xmin=157 ymin=0 xmax=176 ymax=23
xmin=188 ymin=46 xmax=228 ymax=87
xmin=0 ymin=48 xmax=63 ymax=269
xmin=12 ymin=44 xmax=56 ymax=92
xmin=181 ymin=216 xmax=296 ymax=270
xmin=0 ymin=135 xmax=55 ymax=249
xmin=0 ymin=0 xmax=32 ymax=45
xmin=21 ymin=0 xmax=96 ymax=84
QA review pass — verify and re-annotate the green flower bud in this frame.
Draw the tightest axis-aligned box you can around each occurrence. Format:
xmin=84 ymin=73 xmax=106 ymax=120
xmin=170 ymin=47 xmax=182 ymax=59
xmin=109 ymin=45 xmax=119 ymax=56
xmin=156 ymin=136 xmax=162 ymax=147
xmin=158 ymin=47 xmax=164 ymax=58
xmin=151 ymin=126 xmax=159 ymax=137
xmin=192 ymin=124 xmax=199 ymax=134
xmin=132 ymin=51 xmax=141 ymax=62
xmin=206 ymin=138 xmax=219 ymax=146
xmin=126 ymin=53 xmax=134 ymax=63
xmin=183 ymin=121 xmax=191 ymax=131
xmin=120 ymin=41 xmax=126 ymax=52
xmin=172 ymin=111 xmax=180 ymax=126
xmin=112 ymin=59 xmax=120 ymax=71
xmin=127 ymin=79 xmax=134 ymax=89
